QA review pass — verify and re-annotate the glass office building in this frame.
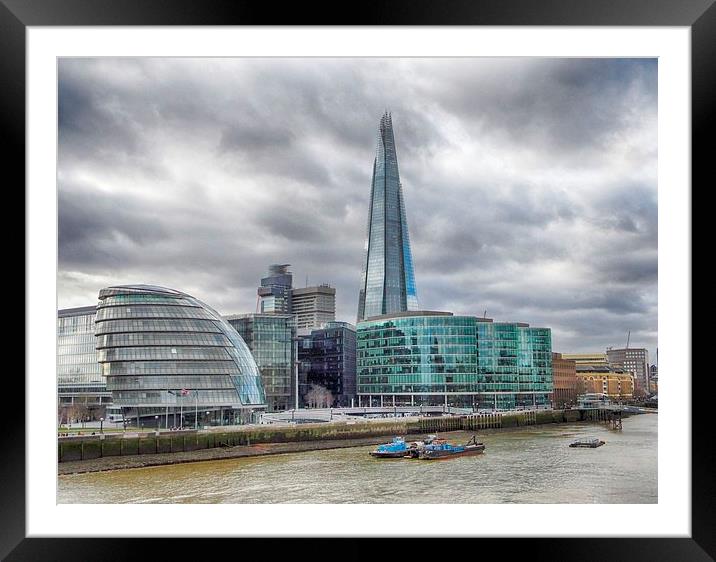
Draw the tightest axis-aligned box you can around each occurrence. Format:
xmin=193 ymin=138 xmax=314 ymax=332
xmin=258 ymin=264 xmax=293 ymax=314
xmin=95 ymin=285 xmax=266 ymax=426
xmin=357 ymin=112 xmax=419 ymax=322
xmin=298 ymin=321 xmax=357 ymax=408
xmin=225 ymin=313 xmax=296 ymax=412
xmin=356 ymin=311 xmax=552 ymax=410
xmin=58 ymin=306 xmax=112 ymax=420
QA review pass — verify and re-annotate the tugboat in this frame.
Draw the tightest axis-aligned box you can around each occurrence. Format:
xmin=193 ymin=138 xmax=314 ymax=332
xmin=569 ymin=437 xmax=606 ymax=448
xmin=370 ymin=436 xmax=413 ymax=458
xmin=417 ymin=435 xmax=485 ymax=460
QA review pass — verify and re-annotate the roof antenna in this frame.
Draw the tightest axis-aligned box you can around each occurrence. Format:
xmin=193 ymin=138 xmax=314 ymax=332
xmin=483 ymin=310 xmax=487 ymax=318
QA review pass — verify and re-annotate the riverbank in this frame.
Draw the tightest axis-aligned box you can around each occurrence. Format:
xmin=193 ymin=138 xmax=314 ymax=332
xmin=58 ymin=409 xmax=638 ymax=474
xmin=58 ymin=425 xmax=539 ymax=475
xmin=58 ymin=433 xmax=436 ymax=475
xmin=58 ymin=419 xmax=596 ymax=475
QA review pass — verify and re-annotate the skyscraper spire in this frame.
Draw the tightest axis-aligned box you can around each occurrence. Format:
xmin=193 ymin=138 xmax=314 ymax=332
xmin=357 ymin=113 xmax=419 ymax=321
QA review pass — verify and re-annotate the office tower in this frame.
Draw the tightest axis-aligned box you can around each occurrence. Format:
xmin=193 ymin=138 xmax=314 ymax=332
xmin=607 ymin=347 xmax=650 ymax=394
xmin=357 ymin=112 xmax=419 ymax=322
xmin=226 ymin=313 xmax=296 ymax=412
xmin=291 ymin=284 xmax=336 ymax=332
xmin=256 ymin=264 xmax=336 ymax=331
xmin=258 ymin=264 xmax=293 ymax=314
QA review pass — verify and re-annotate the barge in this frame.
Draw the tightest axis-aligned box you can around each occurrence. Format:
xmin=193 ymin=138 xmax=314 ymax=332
xmin=417 ymin=435 xmax=485 ymax=460
xmin=569 ymin=437 xmax=606 ymax=448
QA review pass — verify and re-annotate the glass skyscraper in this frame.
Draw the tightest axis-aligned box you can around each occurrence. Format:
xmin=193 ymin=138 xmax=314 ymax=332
xmin=356 ymin=311 xmax=552 ymax=410
xmin=258 ymin=264 xmax=293 ymax=314
xmin=357 ymin=112 xmax=419 ymax=322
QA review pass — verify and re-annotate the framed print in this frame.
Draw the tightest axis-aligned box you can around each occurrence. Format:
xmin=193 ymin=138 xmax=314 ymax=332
xmin=7 ymin=0 xmax=709 ymax=559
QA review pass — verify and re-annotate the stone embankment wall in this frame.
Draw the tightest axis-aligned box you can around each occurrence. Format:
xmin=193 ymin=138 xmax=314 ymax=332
xmin=57 ymin=408 xmax=588 ymax=463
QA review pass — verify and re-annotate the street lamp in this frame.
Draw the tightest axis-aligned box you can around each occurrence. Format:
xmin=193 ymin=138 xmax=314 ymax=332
xmin=154 ymin=415 xmax=159 ymax=432
xmin=99 ymin=417 xmax=104 ymax=435
xmin=206 ymin=411 xmax=210 ymax=428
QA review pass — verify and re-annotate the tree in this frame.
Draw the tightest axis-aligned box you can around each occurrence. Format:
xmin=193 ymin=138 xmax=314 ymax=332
xmin=305 ymin=384 xmax=334 ymax=408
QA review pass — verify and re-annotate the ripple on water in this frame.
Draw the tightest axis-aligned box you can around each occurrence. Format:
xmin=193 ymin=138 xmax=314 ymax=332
xmin=58 ymin=416 xmax=657 ymax=504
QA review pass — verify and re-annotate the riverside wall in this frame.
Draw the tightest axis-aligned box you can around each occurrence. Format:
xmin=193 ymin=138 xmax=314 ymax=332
xmin=58 ymin=409 xmax=588 ymax=464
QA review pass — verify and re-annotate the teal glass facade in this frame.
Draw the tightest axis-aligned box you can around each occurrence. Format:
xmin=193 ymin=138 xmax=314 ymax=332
xmin=95 ymin=285 xmax=266 ymax=424
xmin=357 ymin=112 xmax=419 ymax=321
xmin=356 ymin=312 xmax=552 ymax=410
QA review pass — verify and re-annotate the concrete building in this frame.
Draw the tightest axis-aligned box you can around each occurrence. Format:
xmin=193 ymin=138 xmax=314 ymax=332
xmin=607 ymin=347 xmax=650 ymax=395
xmin=95 ymin=285 xmax=266 ymax=427
xmin=561 ymin=352 xmax=609 ymax=367
xmin=298 ymin=321 xmax=356 ymax=408
xmin=57 ymin=305 xmax=112 ymax=422
xmin=226 ymin=313 xmax=296 ymax=412
xmin=575 ymin=365 xmax=634 ymax=399
xmin=256 ymin=264 xmax=336 ymax=332
xmin=551 ymin=353 xmax=578 ymax=408
xmin=357 ymin=311 xmax=552 ymax=411
xmin=291 ymin=284 xmax=336 ymax=332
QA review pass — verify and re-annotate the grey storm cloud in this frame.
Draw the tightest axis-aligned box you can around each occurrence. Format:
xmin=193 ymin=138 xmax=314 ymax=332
xmin=58 ymin=57 xmax=657 ymax=355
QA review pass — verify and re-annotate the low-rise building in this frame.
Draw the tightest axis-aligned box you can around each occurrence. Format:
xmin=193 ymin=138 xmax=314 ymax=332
xmin=551 ymin=352 xmax=578 ymax=408
xmin=58 ymin=305 xmax=112 ymax=422
xmin=356 ymin=311 xmax=553 ymax=411
xmin=561 ymin=352 xmax=609 ymax=367
xmin=298 ymin=321 xmax=356 ymax=408
xmin=575 ymin=365 xmax=634 ymax=399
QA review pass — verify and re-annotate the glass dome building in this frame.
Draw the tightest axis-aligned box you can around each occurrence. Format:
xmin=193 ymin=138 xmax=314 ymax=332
xmin=95 ymin=285 xmax=266 ymax=426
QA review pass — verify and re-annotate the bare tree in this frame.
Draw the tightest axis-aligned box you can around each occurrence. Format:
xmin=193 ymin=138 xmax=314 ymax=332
xmin=305 ymin=384 xmax=334 ymax=408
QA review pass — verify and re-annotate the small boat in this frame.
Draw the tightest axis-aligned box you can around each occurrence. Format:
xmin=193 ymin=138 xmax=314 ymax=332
xmin=370 ymin=437 xmax=412 ymax=458
xmin=569 ymin=437 xmax=606 ymax=448
xmin=417 ymin=435 xmax=485 ymax=460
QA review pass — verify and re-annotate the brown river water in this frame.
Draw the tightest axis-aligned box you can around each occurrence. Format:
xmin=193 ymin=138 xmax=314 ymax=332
xmin=57 ymin=413 xmax=657 ymax=504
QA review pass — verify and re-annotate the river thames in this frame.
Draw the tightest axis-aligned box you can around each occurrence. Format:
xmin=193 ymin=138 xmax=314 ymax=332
xmin=58 ymin=413 xmax=657 ymax=504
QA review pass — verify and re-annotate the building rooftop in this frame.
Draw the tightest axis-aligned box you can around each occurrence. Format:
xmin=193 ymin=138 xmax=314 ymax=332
xmin=223 ymin=312 xmax=296 ymax=321
xmin=576 ymin=365 xmax=631 ymax=374
xmin=292 ymin=285 xmax=335 ymax=295
xmin=58 ymin=305 xmax=97 ymax=317
xmin=363 ymin=310 xmax=454 ymax=321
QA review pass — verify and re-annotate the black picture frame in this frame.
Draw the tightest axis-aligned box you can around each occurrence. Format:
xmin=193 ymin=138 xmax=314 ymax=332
xmin=6 ymin=0 xmax=708 ymax=560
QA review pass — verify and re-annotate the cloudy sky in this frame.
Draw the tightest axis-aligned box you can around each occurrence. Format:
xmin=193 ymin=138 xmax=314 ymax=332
xmin=58 ymin=57 xmax=657 ymax=357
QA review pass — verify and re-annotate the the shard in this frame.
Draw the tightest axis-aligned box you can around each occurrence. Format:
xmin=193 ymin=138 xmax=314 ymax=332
xmin=357 ymin=112 xmax=419 ymax=321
